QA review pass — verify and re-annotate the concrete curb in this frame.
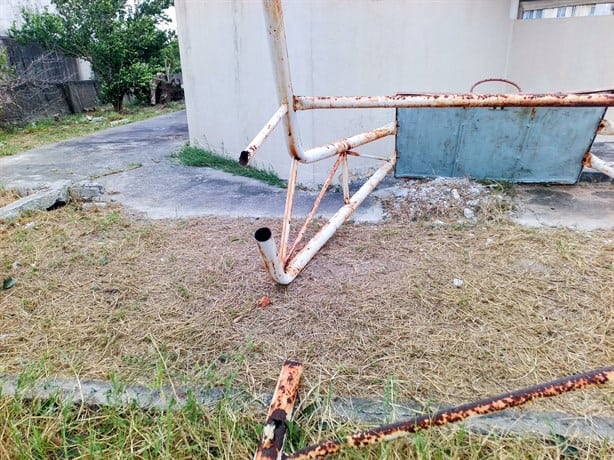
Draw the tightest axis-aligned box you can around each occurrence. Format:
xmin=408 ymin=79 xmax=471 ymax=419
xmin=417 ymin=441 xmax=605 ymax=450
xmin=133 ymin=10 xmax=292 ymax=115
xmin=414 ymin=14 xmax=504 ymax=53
xmin=1 ymin=375 xmax=612 ymax=443
xmin=0 ymin=181 xmax=70 ymax=221
xmin=0 ymin=180 xmax=107 ymax=221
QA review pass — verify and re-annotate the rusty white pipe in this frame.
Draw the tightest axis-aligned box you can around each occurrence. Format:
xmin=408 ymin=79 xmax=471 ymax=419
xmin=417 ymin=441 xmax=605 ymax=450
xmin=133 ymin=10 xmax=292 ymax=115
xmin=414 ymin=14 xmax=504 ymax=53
xmin=254 ymin=152 xmax=396 ymax=285
xmin=279 ymin=158 xmax=299 ymax=262
xmin=263 ymin=0 xmax=397 ymax=164
xmin=239 ymin=104 xmax=288 ymax=166
xmin=263 ymin=0 xmax=306 ymax=163
xmin=295 ymin=92 xmax=614 ymax=110
xmin=583 ymin=152 xmax=614 ymax=179
xmin=341 ymin=153 xmax=350 ymax=204
xmin=597 ymin=118 xmax=614 ymax=135
xmin=255 ymin=228 xmax=291 ymax=284
xmin=286 ymin=156 xmax=343 ymax=261
xmin=299 ymin=122 xmax=397 ymax=164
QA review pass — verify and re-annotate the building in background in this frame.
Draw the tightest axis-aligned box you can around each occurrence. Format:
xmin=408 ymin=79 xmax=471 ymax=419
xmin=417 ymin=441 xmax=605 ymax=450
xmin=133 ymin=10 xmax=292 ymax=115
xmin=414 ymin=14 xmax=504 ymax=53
xmin=519 ymin=0 xmax=613 ymax=19
xmin=175 ymin=0 xmax=614 ymax=186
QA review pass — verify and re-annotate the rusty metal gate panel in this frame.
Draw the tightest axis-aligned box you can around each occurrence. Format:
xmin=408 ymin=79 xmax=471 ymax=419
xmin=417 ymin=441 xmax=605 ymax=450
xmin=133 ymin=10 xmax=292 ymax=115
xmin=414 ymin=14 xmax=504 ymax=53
xmin=395 ymin=107 xmax=606 ymax=183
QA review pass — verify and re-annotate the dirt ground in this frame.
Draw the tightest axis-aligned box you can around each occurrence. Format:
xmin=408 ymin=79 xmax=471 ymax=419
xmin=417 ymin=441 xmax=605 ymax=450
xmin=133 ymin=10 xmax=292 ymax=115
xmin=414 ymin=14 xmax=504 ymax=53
xmin=0 ymin=184 xmax=613 ymax=419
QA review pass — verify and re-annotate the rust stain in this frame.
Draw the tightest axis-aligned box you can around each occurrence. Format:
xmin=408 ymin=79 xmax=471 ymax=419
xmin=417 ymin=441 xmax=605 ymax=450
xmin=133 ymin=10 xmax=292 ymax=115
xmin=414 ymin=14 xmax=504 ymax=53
xmin=256 ymin=359 xmax=304 ymax=460
xmin=582 ymin=151 xmax=593 ymax=168
xmin=258 ymin=295 xmax=272 ymax=308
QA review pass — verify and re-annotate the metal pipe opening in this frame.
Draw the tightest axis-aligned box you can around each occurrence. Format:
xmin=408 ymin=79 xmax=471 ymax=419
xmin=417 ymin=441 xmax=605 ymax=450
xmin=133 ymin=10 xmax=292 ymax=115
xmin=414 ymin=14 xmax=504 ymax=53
xmin=255 ymin=227 xmax=272 ymax=242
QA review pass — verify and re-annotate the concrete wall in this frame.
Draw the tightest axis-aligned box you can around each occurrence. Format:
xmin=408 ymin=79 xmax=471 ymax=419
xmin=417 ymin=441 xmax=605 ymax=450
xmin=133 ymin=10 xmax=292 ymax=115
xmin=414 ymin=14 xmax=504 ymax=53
xmin=175 ymin=0 xmax=612 ymax=186
xmin=506 ymin=15 xmax=614 ymax=124
xmin=175 ymin=0 xmax=513 ymax=186
xmin=0 ymin=0 xmax=51 ymax=35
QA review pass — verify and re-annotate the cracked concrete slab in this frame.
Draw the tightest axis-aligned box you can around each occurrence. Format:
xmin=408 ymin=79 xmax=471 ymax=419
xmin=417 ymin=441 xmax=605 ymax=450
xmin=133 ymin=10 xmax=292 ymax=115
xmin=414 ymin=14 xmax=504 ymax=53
xmin=512 ymin=182 xmax=614 ymax=231
xmin=0 ymin=181 xmax=70 ymax=220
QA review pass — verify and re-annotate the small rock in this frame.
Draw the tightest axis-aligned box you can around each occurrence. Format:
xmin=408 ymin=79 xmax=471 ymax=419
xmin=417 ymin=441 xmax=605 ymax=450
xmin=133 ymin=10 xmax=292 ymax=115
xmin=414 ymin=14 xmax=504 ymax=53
xmin=463 ymin=208 xmax=476 ymax=220
xmin=453 ymin=278 xmax=464 ymax=288
xmin=12 ymin=261 xmax=21 ymax=271
xmin=70 ymin=182 xmax=105 ymax=201
xmin=24 ymin=222 xmax=36 ymax=229
xmin=452 ymin=189 xmax=461 ymax=200
xmin=467 ymin=199 xmax=480 ymax=207
xmin=82 ymin=202 xmax=108 ymax=210
xmin=432 ymin=220 xmax=445 ymax=227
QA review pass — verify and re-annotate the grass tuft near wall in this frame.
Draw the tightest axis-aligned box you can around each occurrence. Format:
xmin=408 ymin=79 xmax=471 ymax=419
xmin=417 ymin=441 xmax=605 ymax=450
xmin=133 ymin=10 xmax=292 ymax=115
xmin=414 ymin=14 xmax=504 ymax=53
xmin=177 ymin=146 xmax=286 ymax=188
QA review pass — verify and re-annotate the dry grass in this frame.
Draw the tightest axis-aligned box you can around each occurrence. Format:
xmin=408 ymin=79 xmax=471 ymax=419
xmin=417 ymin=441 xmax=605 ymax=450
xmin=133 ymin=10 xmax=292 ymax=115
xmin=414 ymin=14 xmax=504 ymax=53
xmin=1 ymin=198 xmax=612 ymax=426
xmin=0 ymin=187 xmax=22 ymax=208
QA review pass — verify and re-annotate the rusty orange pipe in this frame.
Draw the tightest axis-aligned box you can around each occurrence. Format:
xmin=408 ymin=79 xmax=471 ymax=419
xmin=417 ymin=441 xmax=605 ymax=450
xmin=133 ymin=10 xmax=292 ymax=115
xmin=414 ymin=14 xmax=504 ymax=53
xmin=286 ymin=366 xmax=614 ymax=459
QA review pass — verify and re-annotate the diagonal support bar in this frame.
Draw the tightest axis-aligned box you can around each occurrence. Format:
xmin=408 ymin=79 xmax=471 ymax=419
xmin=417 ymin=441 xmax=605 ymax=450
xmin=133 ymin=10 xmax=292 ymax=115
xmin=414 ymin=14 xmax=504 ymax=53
xmin=254 ymin=152 xmax=396 ymax=285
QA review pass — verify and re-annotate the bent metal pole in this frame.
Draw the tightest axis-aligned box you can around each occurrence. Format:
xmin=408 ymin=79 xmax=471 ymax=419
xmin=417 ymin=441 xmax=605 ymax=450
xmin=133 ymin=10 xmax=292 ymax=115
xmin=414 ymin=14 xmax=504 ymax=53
xmin=254 ymin=152 xmax=396 ymax=285
xmin=261 ymin=0 xmax=397 ymax=164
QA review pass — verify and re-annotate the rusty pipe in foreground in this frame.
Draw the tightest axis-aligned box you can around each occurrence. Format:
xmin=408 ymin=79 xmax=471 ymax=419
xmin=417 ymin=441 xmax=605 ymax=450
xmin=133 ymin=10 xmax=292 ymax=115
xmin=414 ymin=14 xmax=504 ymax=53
xmin=583 ymin=152 xmax=614 ymax=179
xmin=286 ymin=366 xmax=614 ymax=459
xmin=255 ymin=360 xmax=304 ymax=460
xmin=240 ymin=104 xmax=288 ymax=166
xmin=255 ymin=152 xmax=396 ymax=285
xmin=294 ymin=91 xmax=614 ymax=110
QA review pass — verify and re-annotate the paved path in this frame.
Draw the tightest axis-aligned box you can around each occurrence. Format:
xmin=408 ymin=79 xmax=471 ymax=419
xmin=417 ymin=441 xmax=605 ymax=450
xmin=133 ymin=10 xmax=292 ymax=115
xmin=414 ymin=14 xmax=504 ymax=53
xmin=1 ymin=110 xmax=613 ymax=229
xmin=0 ymin=111 xmax=379 ymax=221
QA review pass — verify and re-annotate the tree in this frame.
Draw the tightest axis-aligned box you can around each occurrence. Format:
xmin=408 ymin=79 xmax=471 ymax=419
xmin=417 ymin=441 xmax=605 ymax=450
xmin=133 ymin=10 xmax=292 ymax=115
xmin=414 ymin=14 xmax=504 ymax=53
xmin=10 ymin=0 xmax=173 ymax=112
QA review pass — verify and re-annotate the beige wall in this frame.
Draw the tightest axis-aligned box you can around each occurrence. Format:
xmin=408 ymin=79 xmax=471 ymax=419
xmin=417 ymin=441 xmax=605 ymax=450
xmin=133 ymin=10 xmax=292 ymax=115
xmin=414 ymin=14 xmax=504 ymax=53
xmin=0 ymin=0 xmax=51 ymax=34
xmin=506 ymin=15 xmax=614 ymax=125
xmin=175 ymin=0 xmax=612 ymax=186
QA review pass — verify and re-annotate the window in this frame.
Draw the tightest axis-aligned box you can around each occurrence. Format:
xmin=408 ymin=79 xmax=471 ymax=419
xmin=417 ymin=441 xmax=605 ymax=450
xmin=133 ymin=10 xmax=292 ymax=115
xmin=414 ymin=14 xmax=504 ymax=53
xmin=518 ymin=1 xmax=614 ymax=19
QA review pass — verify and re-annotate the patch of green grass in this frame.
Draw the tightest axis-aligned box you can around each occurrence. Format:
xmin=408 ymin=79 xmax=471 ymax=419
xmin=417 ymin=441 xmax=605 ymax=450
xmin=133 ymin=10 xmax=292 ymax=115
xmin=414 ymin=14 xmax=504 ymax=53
xmin=0 ymin=101 xmax=185 ymax=157
xmin=177 ymin=146 xmax=286 ymax=188
xmin=479 ymin=179 xmax=516 ymax=196
xmin=1 ymin=361 xmax=612 ymax=459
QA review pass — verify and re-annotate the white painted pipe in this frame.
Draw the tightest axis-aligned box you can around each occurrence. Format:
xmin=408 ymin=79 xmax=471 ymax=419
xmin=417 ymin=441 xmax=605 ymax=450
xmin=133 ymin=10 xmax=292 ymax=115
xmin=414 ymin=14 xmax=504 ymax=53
xmin=262 ymin=0 xmax=397 ymax=164
xmin=585 ymin=152 xmax=614 ymax=179
xmin=254 ymin=152 xmax=396 ymax=284
xmin=299 ymin=122 xmax=397 ymax=164
xmin=295 ymin=92 xmax=614 ymax=110
xmin=240 ymin=104 xmax=288 ymax=166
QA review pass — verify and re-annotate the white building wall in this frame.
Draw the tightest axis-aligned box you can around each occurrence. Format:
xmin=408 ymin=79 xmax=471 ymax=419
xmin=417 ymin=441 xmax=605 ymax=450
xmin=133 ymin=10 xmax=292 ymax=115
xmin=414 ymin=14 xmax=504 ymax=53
xmin=0 ymin=0 xmax=51 ymax=34
xmin=508 ymin=15 xmax=614 ymax=91
xmin=175 ymin=0 xmax=512 ymax=186
xmin=506 ymin=14 xmax=614 ymax=124
xmin=175 ymin=0 xmax=612 ymax=186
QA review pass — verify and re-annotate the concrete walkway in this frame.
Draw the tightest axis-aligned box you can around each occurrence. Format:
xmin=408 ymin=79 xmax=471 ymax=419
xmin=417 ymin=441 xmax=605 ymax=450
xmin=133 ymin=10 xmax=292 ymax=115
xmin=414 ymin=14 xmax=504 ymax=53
xmin=1 ymin=110 xmax=613 ymax=229
xmin=0 ymin=110 xmax=380 ymax=221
